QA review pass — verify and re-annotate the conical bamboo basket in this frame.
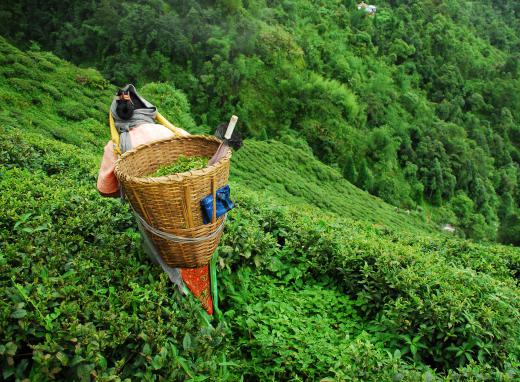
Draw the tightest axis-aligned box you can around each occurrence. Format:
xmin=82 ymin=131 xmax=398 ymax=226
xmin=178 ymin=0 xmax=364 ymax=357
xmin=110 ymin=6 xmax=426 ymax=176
xmin=114 ymin=135 xmax=232 ymax=268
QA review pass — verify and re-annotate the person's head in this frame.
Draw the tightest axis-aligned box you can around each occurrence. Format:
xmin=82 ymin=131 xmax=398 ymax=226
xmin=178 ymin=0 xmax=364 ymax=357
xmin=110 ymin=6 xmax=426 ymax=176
xmin=115 ymin=86 xmax=147 ymax=120
xmin=115 ymin=89 xmax=134 ymax=120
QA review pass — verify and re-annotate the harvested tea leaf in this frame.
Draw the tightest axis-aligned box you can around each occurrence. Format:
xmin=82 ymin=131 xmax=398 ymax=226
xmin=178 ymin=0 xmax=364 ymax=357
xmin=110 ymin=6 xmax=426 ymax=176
xmin=148 ymin=155 xmax=208 ymax=177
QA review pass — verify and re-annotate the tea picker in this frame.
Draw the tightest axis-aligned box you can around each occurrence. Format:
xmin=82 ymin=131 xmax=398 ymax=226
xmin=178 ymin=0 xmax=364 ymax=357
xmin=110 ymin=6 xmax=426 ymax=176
xmin=98 ymin=84 xmax=240 ymax=317
xmin=114 ymin=117 xmax=239 ymax=316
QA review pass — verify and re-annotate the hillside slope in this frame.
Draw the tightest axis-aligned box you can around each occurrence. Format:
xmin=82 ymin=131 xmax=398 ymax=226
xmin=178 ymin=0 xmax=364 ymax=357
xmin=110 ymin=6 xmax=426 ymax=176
xmin=1 ymin=39 xmax=519 ymax=381
xmin=232 ymin=139 xmax=435 ymax=234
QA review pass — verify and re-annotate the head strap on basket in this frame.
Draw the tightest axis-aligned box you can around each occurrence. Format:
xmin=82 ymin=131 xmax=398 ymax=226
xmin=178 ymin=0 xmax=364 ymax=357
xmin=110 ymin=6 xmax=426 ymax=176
xmin=109 ymin=111 xmax=121 ymax=155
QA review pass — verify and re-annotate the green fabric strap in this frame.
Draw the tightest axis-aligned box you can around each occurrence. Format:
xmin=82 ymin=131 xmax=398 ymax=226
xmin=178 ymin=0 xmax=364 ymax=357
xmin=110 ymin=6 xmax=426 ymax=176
xmin=210 ymin=249 xmax=220 ymax=318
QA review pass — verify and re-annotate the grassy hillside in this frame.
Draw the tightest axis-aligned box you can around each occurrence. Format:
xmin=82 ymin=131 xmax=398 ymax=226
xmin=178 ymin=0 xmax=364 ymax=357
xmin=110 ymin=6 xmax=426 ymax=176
xmin=232 ymin=139 xmax=435 ymax=234
xmin=1 ymin=38 xmax=519 ymax=381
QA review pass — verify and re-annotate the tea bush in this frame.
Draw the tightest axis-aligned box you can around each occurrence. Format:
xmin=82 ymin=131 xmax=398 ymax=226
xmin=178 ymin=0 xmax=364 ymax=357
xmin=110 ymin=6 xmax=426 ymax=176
xmin=231 ymin=139 xmax=435 ymax=234
xmin=220 ymin=268 xmax=434 ymax=381
xmin=139 ymin=83 xmax=203 ymax=134
xmin=0 ymin=39 xmax=519 ymax=380
xmin=0 ymin=164 xmax=233 ymax=381
xmin=219 ymin=192 xmax=520 ymax=373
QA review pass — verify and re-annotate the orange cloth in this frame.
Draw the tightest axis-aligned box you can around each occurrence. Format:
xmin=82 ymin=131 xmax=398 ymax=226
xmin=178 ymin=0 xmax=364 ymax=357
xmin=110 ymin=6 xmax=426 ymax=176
xmin=97 ymin=123 xmax=186 ymax=194
xmin=181 ymin=266 xmax=214 ymax=315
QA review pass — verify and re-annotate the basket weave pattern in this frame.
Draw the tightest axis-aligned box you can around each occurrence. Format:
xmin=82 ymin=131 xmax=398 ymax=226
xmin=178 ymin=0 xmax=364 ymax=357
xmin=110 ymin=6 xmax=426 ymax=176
xmin=114 ymin=135 xmax=232 ymax=268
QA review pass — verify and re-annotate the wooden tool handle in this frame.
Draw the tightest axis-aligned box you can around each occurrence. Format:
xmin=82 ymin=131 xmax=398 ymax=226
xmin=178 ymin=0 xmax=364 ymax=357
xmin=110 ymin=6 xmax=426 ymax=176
xmin=225 ymin=115 xmax=238 ymax=140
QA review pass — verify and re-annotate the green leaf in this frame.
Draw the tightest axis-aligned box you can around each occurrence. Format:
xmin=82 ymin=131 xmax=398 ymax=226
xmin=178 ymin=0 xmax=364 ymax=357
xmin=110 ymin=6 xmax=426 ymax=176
xmin=151 ymin=355 xmax=163 ymax=370
xmin=14 ymin=213 xmax=32 ymax=229
xmin=56 ymin=351 xmax=69 ymax=366
xmin=177 ymin=357 xmax=193 ymax=378
xmin=76 ymin=363 xmax=95 ymax=382
xmin=97 ymin=354 xmax=107 ymax=369
xmin=5 ymin=342 xmax=17 ymax=356
xmin=220 ymin=245 xmax=233 ymax=254
xmin=253 ymin=255 xmax=262 ymax=268
xmin=11 ymin=308 xmax=27 ymax=318
xmin=148 ymin=155 xmax=208 ymax=177
xmin=218 ymin=362 xmax=239 ymax=366
xmin=2 ymin=366 xmax=14 ymax=380
xmin=142 ymin=343 xmax=151 ymax=356
xmin=183 ymin=333 xmax=192 ymax=351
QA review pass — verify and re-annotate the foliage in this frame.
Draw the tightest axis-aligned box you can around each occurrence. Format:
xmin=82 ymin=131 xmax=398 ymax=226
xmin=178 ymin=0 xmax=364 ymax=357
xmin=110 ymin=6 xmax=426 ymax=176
xmin=0 ymin=32 xmax=519 ymax=381
xmin=139 ymin=83 xmax=202 ymax=134
xmin=219 ymin=193 xmax=520 ymax=374
xmin=231 ymin=139 xmax=434 ymax=234
xmin=0 ymin=139 xmax=232 ymax=381
xmin=221 ymin=269 xmax=438 ymax=381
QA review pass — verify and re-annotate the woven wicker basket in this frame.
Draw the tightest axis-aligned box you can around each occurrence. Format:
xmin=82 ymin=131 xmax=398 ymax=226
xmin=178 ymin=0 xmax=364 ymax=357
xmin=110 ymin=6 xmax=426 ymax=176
xmin=114 ymin=135 xmax=232 ymax=268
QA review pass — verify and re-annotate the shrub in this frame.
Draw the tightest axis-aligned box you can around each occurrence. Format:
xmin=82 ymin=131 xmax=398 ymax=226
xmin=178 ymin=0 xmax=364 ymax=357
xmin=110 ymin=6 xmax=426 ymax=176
xmin=220 ymin=193 xmax=520 ymax=372
xmin=0 ymin=38 xmax=518 ymax=380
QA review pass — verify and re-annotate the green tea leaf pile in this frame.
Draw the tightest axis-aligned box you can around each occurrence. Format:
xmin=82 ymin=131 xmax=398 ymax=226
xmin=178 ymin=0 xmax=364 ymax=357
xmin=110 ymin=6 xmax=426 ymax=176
xmin=148 ymin=155 xmax=208 ymax=177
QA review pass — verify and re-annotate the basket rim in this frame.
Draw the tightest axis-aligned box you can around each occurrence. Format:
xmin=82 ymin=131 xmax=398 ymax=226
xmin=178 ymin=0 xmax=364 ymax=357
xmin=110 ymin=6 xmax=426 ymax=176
xmin=114 ymin=134 xmax=232 ymax=185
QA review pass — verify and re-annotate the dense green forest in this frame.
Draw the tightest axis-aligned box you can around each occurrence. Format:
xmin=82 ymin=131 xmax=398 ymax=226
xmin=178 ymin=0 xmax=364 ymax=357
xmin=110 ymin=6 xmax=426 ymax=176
xmin=1 ymin=0 xmax=519 ymax=243
xmin=0 ymin=37 xmax=519 ymax=380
